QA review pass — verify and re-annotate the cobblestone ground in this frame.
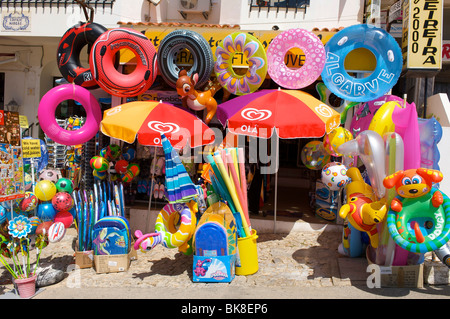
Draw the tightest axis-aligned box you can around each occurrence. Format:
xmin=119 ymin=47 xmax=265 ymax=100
xmin=0 ymin=226 xmax=346 ymax=293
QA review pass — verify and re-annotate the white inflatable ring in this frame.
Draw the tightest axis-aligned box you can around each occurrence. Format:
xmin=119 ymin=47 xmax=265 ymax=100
xmin=267 ymin=28 xmax=326 ymax=89
xmin=215 ymin=32 xmax=268 ymax=95
xmin=321 ymin=24 xmax=402 ymax=103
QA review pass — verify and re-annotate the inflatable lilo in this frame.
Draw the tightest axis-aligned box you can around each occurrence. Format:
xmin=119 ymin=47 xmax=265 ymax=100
xmin=90 ymin=27 xmax=157 ymax=97
xmin=339 ymin=167 xmax=387 ymax=248
xmin=321 ymin=24 xmax=402 ymax=102
xmin=383 ymin=168 xmax=450 ymax=253
xmin=57 ymin=22 xmax=107 ymax=89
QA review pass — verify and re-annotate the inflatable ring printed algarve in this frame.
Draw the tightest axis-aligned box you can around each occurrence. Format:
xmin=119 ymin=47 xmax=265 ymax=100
xmin=387 ymin=189 xmax=450 ymax=253
xmin=321 ymin=24 xmax=402 ymax=103
xmin=57 ymin=22 xmax=107 ymax=89
xmin=267 ymin=28 xmax=326 ymax=89
xmin=157 ymin=29 xmax=214 ymax=89
xmin=214 ymin=32 xmax=267 ymax=95
xmin=90 ymin=27 xmax=158 ymax=97
xmin=155 ymin=203 xmax=195 ymax=249
xmin=37 ymin=84 xmax=102 ymax=146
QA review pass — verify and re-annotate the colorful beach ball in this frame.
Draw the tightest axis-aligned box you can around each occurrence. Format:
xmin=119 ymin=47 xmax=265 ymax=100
xmin=0 ymin=205 xmax=6 ymax=224
xmin=52 ymin=192 xmax=74 ymax=212
xmin=35 ymin=180 xmax=57 ymax=201
xmin=127 ymin=163 xmax=140 ymax=177
xmin=55 ymin=178 xmax=74 ymax=193
xmin=121 ymin=146 xmax=136 ymax=161
xmin=115 ymin=160 xmax=129 ymax=174
xmin=37 ymin=203 xmax=57 ymax=221
xmin=29 ymin=216 xmax=41 ymax=234
xmin=106 ymin=144 xmax=121 ymax=160
xmin=54 ymin=211 xmax=73 ymax=229
xmin=90 ymin=156 xmax=109 ymax=172
xmin=321 ymin=162 xmax=349 ymax=191
xmin=19 ymin=192 xmax=38 ymax=212
xmin=301 ymin=141 xmax=330 ymax=170
xmin=93 ymin=169 xmax=107 ymax=180
xmin=323 ymin=127 xmax=353 ymax=157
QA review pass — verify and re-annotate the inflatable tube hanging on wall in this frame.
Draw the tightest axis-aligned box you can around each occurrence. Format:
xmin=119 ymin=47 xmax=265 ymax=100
xmin=57 ymin=22 xmax=107 ymax=89
xmin=267 ymin=28 xmax=326 ymax=89
xmin=38 ymin=84 xmax=102 ymax=146
xmin=321 ymin=24 xmax=402 ymax=103
xmin=157 ymin=29 xmax=215 ymax=89
xmin=89 ymin=27 xmax=158 ymax=97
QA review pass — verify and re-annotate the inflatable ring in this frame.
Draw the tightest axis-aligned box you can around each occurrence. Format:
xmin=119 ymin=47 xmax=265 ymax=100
xmin=57 ymin=22 xmax=107 ymax=89
xmin=321 ymin=24 xmax=402 ymax=103
xmin=90 ymin=27 xmax=158 ymax=97
xmin=157 ymin=29 xmax=214 ymax=89
xmin=155 ymin=203 xmax=195 ymax=249
xmin=38 ymin=84 xmax=102 ymax=145
xmin=214 ymin=32 xmax=267 ymax=95
xmin=267 ymin=28 xmax=326 ymax=89
xmin=387 ymin=188 xmax=450 ymax=253
xmin=133 ymin=230 xmax=162 ymax=252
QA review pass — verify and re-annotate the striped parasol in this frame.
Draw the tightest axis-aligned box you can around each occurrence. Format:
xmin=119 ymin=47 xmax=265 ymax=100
xmin=161 ymin=133 xmax=197 ymax=203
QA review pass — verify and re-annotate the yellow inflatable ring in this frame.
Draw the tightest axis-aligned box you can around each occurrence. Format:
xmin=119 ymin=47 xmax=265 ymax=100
xmin=155 ymin=202 xmax=196 ymax=249
xmin=214 ymin=32 xmax=268 ymax=95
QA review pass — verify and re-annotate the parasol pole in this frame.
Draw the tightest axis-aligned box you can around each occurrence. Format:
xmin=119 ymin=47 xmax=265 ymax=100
xmin=147 ymin=145 xmax=158 ymax=233
xmin=274 ymin=133 xmax=279 ymax=233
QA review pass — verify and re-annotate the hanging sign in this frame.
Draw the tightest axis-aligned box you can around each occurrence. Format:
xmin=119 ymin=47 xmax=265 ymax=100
xmin=402 ymin=0 xmax=443 ymax=75
xmin=22 ymin=139 xmax=41 ymax=158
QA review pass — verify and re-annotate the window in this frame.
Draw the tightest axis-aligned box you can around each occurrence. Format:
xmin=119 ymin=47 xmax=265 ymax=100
xmin=249 ymin=0 xmax=310 ymax=13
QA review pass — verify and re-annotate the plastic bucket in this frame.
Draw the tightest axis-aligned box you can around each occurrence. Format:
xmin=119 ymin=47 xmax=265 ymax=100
xmin=235 ymin=229 xmax=259 ymax=276
xmin=14 ymin=275 xmax=37 ymax=298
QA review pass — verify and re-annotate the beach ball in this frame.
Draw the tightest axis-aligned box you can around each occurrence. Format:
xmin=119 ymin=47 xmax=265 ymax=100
xmin=0 ymin=205 xmax=6 ymax=224
xmin=19 ymin=192 xmax=38 ymax=212
xmin=122 ymin=146 xmax=136 ymax=161
xmin=106 ymin=144 xmax=121 ymax=160
xmin=29 ymin=216 xmax=41 ymax=234
xmin=321 ymin=162 xmax=349 ymax=191
xmin=121 ymin=170 xmax=134 ymax=183
xmin=54 ymin=211 xmax=73 ymax=229
xmin=301 ymin=141 xmax=330 ymax=170
xmin=127 ymin=163 xmax=140 ymax=177
xmin=37 ymin=202 xmax=57 ymax=221
xmin=115 ymin=160 xmax=129 ymax=174
xmin=38 ymin=169 xmax=59 ymax=183
xmin=52 ymin=192 xmax=74 ymax=212
xmin=48 ymin=222 xmax=66 ymax=243
xmin=323 ymin=127 xmax=353 ymax=157
xmin=90 ymin=156 xmax=109 ymax=172
xmin=55 ymin=178 xmax=74 ymax=193
xmin=93 ymin=169 xmax=107 ymax=180
xmin=36 ymin=220 xmax=53 ymax=236
xmin=35 ymin=180 xmax=57 ymax=201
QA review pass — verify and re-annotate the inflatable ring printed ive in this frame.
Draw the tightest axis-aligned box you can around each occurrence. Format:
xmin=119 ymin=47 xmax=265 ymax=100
xmin=157 ymin=29 xmax=214 ymax=89
xmin=387 ymin=189 xmax=450 ymax=253
xmin=215 ymin=32 xmax=268 ymax=95
xmin=155 ymin=203 xmax=194 ymax=249
xmin=321 ymin=24 xmax=402 ymax=103
xmin=37 ymin=84 xmax=102 ymax=145
xmin=90 ymin=27 xmax=158 ymax=97
xmin=57 ymin=22 xmax=107 ymax=89
xmin=267 ymin=28 xmax=326 ymax=89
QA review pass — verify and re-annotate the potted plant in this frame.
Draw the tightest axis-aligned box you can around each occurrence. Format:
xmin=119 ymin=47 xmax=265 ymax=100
xmin=0 ymin=215 xmax=48 ymax=298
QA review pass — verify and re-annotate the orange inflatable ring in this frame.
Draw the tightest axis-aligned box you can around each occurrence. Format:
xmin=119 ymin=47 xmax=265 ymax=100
xmin=89 ymin=27 xmax=158 ymax=97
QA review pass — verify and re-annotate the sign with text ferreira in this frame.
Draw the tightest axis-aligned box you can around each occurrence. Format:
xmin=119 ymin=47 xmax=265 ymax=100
xmin=402 ymin=0 xmax=443 ymax=73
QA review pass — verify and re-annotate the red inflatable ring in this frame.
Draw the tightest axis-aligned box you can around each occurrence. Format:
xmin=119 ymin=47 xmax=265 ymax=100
xmin=38 ymin=84 xmax=102 ymax=146
xmin=89 ymin=27 xmax=158 ymax=97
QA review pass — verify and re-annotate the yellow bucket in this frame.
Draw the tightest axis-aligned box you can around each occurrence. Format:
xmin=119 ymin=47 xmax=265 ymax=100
xmin=235 ymin=229 xmax=259 ymax=276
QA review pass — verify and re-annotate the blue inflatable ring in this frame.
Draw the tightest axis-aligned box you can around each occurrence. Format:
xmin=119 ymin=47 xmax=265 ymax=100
xmin=321 ymin=24 xmax=402 ymax=103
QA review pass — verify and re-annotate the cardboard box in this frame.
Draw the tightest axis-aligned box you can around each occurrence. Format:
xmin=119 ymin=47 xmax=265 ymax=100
xmin=75 ymin=249 xmax=94 ymax=269
xmin=378 ymin=264 xmax=424 ymax=288
xmin=93 ymin=245 xmax=137 ymax=274
xmin=192 ymin=255 xmax=236 ymax=283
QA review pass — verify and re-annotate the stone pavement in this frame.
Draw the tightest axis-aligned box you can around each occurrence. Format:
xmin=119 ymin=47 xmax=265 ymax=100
xmin=1 ymin=218 xmax=450 ymax=299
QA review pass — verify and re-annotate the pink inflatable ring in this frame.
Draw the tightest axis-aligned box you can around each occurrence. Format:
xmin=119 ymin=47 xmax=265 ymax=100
xmin=267 ymin=28 xmax=325 ymax=89
xmin=38 ymin=84 xmax=102 ymax=145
